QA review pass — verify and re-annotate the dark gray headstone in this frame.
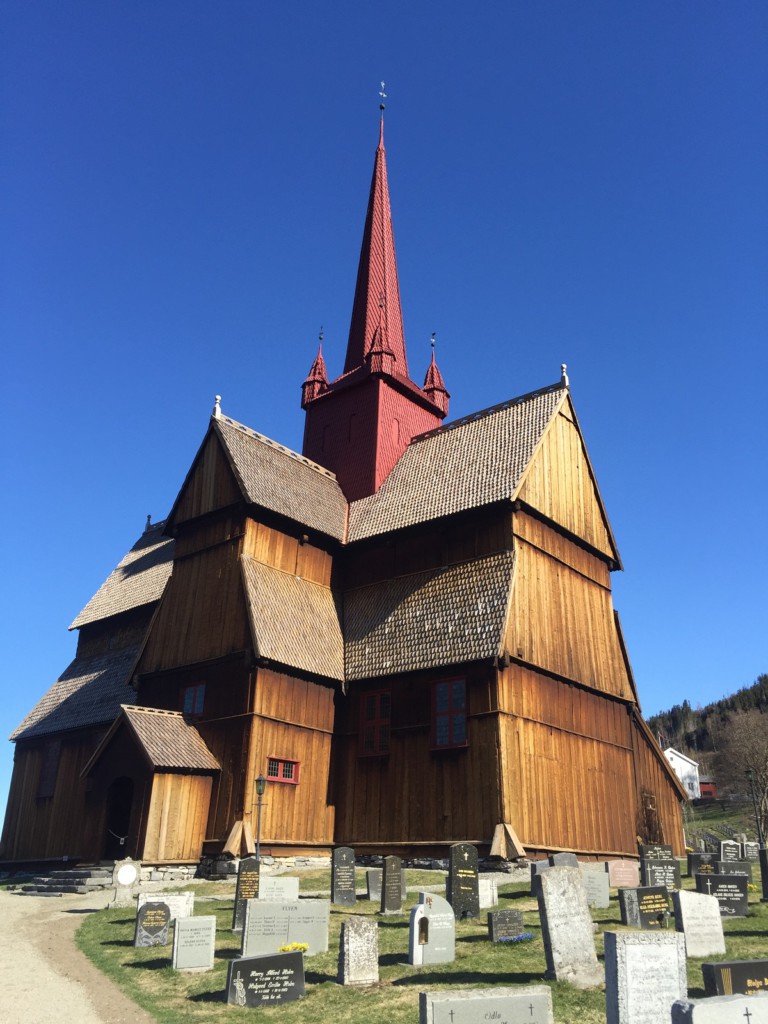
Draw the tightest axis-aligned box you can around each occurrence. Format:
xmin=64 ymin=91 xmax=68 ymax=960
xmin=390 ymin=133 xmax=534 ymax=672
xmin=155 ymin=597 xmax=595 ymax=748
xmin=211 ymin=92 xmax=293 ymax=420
xmin=742 ymin=841 xmax=761 ymax=863
xmin=533 ymin=865 xmax=603 ymax=988
xmin=605 ymin=931 xmax=687 ymax=1024
xmin=530 ymin=860 xmax=551 ymax=886
xmin=688 ymin=852 xmax=718 ymax=877
xmin=447 ymin=843 xmax=479 ymax=919
xmin=695 ymin=873 xmax=749 ymax=917
xmin=134 ymin=901 xmax=171 ymax=947
xmin=380 ymin=855 xmax=403 ymax=914
xmin=232 ymin=856 xmax=260 ymax=930
xmin=172 ymin=915 xmax=217 ymax=971
xmin=337 ymin=916 xmax=378 ymax=986
xmin=672 ymin=993 xmax=768 ymax=1023
xmin=703 ymin=959 xmax=768 ymax=996
xmin=332 ymin=847 xmax=357 ymax=906
xmin=549 ymin=852 xmax=579 ymax=867
xmin=226 ymin=951 xmax=305 ymax=1007
xmin=672 ymin=890 xmax=725 ymax=958
xmin=618 ymin=886 xmax=671 ymax=930
xmin=409 ymin=891 xmax=455 ymax=965
xmin=639 ymin=843 xmax=673 ymax=860
xmin=419 ymin=987 xmax=554 ymax=1024
xmin=715 ymin=860 xmax=753 ymax=881
xmin=241 ymin=898 xmax=330 ymax=956
xmin=366 ymin=866 xmax=405 ymax=902
xmin=719 ymin=840 xmax=741 ymax=863
xmin=641 ymin=857 xmax=681 ymax=890
xmin=488 ymin=908 xmax=524 ymax=942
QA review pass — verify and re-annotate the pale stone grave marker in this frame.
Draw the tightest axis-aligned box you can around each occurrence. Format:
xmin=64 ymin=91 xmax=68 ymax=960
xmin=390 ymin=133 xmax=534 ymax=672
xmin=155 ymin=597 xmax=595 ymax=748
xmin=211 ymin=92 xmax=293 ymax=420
xmin=409 ymin=892 xmax=455 ymax=966
xmin=137 ymin=890 xmax=194 ymax=921
xmin=226 ymin=950 xmax=305 ymax=1007
xmin=671 ymin=993 xmax=768 ymax=1023
xmin=580 ymin=865 xmax=610 ymax=908
xmin=532 ymin=865 xmax=603 ymax=988
xmin=606 ymin=860 xmax=640 ymax=888
xmin=332 ymin=846 xmax=357 ymax=906
xmin=110 ymin=857 xmax=141 ymax=908
xmin=134 ymin=901 xmax=171 ymax=948
xmin=419 ymin=986 xmax=554 ymax=1024
xmin=478 ymin=877 xmax=498 ymax=909
xmin=672 ymin=889 xmax=725 ymax=958
xmin=258 ymin=876 xmax=300 ymax=901
xmin=604 ymin=930 xmax=686 ymax=1024
xmin=366 ymin=866 xmax=406 ymax=902
xmin=337 ymin=916 xmax=378 ymax=986
xmin=241 ymin=899 xmax=329 ymax=956
xmin=172 ymin=915 xmax=217 ymax=971
xmin=742 ymin=841 xmax=761 ymax=862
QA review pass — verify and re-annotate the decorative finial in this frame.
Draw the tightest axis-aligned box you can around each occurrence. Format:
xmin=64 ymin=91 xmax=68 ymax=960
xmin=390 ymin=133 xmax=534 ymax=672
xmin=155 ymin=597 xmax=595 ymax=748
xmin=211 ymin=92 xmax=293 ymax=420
xmin=379 ymin=81 xmax=387 ymax=111
xmin=560 ymin=364 xmax=569 ymax=388
xmin=431 ymin=332 xmax=436 ymax=351
xmin=145 ymin=514 xmax=152 ymax=532
xmin=212 ymin=394 xmax=222 ymax=419
xmin=319 ymin=325 xmax=324 ymax=344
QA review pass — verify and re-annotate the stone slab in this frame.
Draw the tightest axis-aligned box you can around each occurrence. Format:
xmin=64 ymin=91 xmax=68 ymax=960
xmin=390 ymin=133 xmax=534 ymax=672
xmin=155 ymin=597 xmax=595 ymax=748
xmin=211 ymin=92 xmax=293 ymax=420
xmin=366 ymin=867 xmax=406 ymax=902
xmin=241 ymin=899 xmax=329 ymax=957
xmin=548 ymin=852 xmax=579 ymax=867
xmin=580 ymin=865 xmax=610 ymax=908
xmin=478 ymin=877 xmax=498 ymax=909
xmin=332 ymin=847 xmax=357 ymax=906
xmin=232 ymin=856 xmax=260 ymax=930
xmin=137 ymin=890 xmax=194 ymax=921
xmin=672 ymin=889 xmax=725 ymax=958
xmin=716 ymin=860 xmax=753 ymax=881
xmin=533 ymin=865 xmax=603 ymax=988
xmin=134 ymin=901 xmax=170 ymax=948
xmin=172 ymin=915 xmax=217 ymax=971
xmin=488 ymin=908 xmax=525 ymax=942
xmin=419 ymin=986 xmax=553 ymax=1024
xmin=337 ymin=915 xmax=378 ymax=986
xmin=226 ymin=951 xmax=305 ymax=1007
xmin=638 ymin=843 xmax=673 ymax=860
xmin=702 ymin=959 xmax=768 ymax=996
xmin=672 ymin=993 xmax=768 ymax=1022
xmin=380 ymin=855 xmax=403 ymax=913
xmin=258 ymin=876 xmax=300 ymax=901
xmin=604 ymin=930 xmax=687 ymax=1024
xmin=688 ymin=853 xmax=718 ymax=877
xmin=447 ymin=843 xmax=479 ymax=919
xmin=409 ymin=892 xmax=455 ymax=966
xmin=606 ymin=860 xmax=640 ymax=888
xmin=695 ymin=873 xmax=749 ymax=917
xmin=618 ymin=886 xmax=671 ymax=930
xmin=640 ymin=857 xmax=681 ymax=890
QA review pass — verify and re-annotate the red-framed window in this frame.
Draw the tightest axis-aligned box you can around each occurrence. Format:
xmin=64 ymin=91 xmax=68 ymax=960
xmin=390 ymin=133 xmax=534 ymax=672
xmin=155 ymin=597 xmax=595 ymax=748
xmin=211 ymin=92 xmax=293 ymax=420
xmin=360 ymin=689 xmax=391 ymax=756
xmin=431 ymin=678 xmax=468 ymax=749
xmin=267 ymin=757 xmax=300 ymax=785
xmin=182 ymin=683 xmax=205 ymax=718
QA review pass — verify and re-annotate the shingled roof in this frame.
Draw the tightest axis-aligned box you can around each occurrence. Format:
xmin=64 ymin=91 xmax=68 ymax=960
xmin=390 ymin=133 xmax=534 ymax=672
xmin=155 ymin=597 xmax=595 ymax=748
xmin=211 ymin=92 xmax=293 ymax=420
xmin=69 ymin=522 xmax=174 ymax=630
xmin=214 ymin=416 xmax=348 ymax=542
xmin=11 ymin=645 xmax=139 ymax=740
xmin=241 ymin=555 xmax=344 ymax=681
xmin=347 ymin=384 xmax=566 ymax=541
xmin=344 ymin=551 xmax=515 ymax=680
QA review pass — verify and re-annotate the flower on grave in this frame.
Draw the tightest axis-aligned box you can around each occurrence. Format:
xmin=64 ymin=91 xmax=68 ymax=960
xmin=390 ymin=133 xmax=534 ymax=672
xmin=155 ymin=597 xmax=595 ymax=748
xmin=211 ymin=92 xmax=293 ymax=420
xmin=748 ymin=883 xmax=758 ymax=892
xmin=499 ymin=932 xmax=534 ymax=944
xmin=278 ymin=942 xmax=309 ymax=953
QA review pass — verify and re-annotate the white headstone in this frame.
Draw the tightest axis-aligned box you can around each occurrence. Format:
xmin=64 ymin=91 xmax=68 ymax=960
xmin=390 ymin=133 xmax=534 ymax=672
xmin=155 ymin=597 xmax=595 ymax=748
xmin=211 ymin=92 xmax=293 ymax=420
xmin=672 ymin=993 xmax=768 ymax=1023
xmin=478 ymin=877 xmax=498 ymax=909
xmin=409 ymin=892 xmax=455 ymax=966
xmin=419 ymin=986 xmax=554 ymax=1024
xmin=337 ymin=916 xmax=378 ymax=986
xmin=241 ymin=899 xmax=329 ymax=957
xmin=172 ymin=915 xmax=217 ymax=971
xmin=533 ymin=866 xmax=603 ymax=989
xmin=604 ymin=930 xmax=687 ymax=1024
xmin=672 ymin=889 xmax=725 ymax=958
xmin=258 ymin=877 xmax=300 ymax=901
xmin=137 ymin=890 xmax=194 ymax=921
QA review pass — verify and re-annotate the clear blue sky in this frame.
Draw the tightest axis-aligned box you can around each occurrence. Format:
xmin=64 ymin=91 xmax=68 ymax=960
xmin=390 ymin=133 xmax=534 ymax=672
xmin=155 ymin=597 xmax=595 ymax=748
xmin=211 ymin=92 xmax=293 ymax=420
xmin=2 ymin=2 xmax=766 ymax=821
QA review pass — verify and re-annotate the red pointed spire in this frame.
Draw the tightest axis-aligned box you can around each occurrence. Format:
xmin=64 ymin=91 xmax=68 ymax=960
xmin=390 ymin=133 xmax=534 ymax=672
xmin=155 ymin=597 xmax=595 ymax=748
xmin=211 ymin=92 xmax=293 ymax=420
xmin=344 ymin=116 xmax=408 ymax=375
xmin=423 ymin=344 xmax=450 ymax=415
xmin=301 ymin=336 xmax=329 ymax=407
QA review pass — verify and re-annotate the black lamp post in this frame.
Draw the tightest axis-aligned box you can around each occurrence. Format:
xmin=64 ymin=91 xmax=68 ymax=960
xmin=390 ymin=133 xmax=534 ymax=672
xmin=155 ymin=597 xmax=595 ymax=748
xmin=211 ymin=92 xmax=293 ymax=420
xmin=745 ymin=768 xmax=768 ymax=902
xmin=255 ymin=773 xmax=267 ymax=864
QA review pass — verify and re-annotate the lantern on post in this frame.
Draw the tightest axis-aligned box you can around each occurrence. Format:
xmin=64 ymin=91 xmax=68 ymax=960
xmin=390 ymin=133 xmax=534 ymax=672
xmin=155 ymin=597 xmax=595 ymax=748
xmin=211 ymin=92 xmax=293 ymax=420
xmin=255 ymin=773 xmax=267 ymax=864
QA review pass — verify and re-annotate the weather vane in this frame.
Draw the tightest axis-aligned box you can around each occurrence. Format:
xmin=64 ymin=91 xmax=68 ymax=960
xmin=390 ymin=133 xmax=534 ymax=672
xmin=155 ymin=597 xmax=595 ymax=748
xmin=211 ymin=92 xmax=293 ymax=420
xmin=379 ymin=81 xmax=387 ymax=111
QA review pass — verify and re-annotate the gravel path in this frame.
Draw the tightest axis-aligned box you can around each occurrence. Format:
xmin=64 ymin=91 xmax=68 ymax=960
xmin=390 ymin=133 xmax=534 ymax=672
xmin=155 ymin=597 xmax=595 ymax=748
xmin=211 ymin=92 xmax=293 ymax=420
xmin=0 ymin=889 xmax=156 ymax=1024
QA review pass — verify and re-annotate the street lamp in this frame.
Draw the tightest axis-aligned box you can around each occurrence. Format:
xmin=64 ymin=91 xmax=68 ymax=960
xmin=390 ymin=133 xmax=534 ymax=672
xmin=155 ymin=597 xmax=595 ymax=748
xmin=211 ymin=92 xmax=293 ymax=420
xmin=255 ymin=774 xmax=267 ymax=865
xmin=745 ymin=768 xmax=768 ymax=903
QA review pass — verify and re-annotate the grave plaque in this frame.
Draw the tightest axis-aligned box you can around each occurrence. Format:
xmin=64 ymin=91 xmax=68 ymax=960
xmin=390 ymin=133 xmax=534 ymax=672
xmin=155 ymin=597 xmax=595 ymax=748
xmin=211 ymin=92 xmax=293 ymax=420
xmin=226 ymin=951 xmax=305 ymax=1008
xmin=672 ymin=993 xmax=768 ymax=1023
xmin=580 ymin=866 xmax=610 ymax=908
xmin=671 ymin=890 xmax=725 ymax=958
xmin=688 ymin=852 xmax=718 ymax=877
xmin=548 ymin=852 xmax=579 ymax=867
xmin=172 ymin=915 xmax=217 ymax=971
xmin=258 ymin=876 xmax=300 ymax=901
xmin=702 ymin=959 xmax=768 ymax=996
xmin=332 ymin=846 xmax=357 ymax=906
xmin=716 ymin=860 xmax=753 ymax=881
xmin=604 ymin=931 xmax=686 ymax=1024
xmin=337 ymin=915 xmax=378 ymax=986
xmin=533 ymin=865 xmax=603 ymax=988
xmin=641 ymin=857 xmax=681 ymax=890
xmin=618 ymin=886 xmax=671 ymax=930
xmin=366 ymin=867 xmax=406 ymax=902
xmin=639 ymin=843 xmax=673 ymax=860
xmin=241 ymin=899 xmax=330 ymax=956
xmin=488 ymin=908 xmax=525 ymax=942
xmin=606 ymin=860 xmax=640 ymax=888
xmin=419 ymin=986 xmax=554 ymax=1024
xmin=232 ymin=855 xmax=260 ymax=930
xmin=134 ymin=901 xmax=171 ymax=948
xmin=478 ymin=877 xmax=498 ymax=909
xmin=742 ymin=841 xmax=761 ymax=862
xmin=695 ymin=873 xmax=749 ymax=917
xmin=380 ymin=855 xmax=403 ymax=914
xmin=409 ymin=892 xmax=455 ymax=966
xmin=137 ymin=891 xmax=194 ymax=921
xmin=720 ymin=839 xmax=741 ymax=862
xmin=447 ymin=843 xmax=479 ymax=919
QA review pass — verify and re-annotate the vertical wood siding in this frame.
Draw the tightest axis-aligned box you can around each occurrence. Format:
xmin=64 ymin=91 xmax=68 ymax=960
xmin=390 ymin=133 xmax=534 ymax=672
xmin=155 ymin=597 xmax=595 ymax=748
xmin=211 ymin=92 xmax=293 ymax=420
xmin=173 ymin=432 xmax=242 ymax=523
xmin=142 ymin=773 xmax=213 ymax=861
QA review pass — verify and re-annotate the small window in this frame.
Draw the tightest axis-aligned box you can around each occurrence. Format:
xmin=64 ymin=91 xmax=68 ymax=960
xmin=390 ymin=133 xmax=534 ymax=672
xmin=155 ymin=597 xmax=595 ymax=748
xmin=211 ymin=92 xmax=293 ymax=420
xmin=432 ymin=678 xmax=468 ymax=749
xmin=267 ymin=757 xmax=300 ymax=785
xmin=182 ymin=683 xmax=205 ymax=718
xmin=37 ymin=739 xmax=62 ymax=799
xmin=360 ymin=689 xmax=391 ymax=756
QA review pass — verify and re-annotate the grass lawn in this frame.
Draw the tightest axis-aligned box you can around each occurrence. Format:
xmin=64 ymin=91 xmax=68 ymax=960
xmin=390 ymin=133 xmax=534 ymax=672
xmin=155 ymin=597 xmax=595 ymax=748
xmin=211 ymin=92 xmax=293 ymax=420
xmin=75 ymin=865 xmax=768 ymax=1024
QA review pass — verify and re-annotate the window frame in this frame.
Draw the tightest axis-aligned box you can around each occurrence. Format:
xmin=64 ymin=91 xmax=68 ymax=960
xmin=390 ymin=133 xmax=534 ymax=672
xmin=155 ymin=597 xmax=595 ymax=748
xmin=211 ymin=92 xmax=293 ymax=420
xmin=181 ymin=682 xmax=205 ymax=718
xmin=266 ymin=756 xmax=300 ymax=785
xmin=430 ymin=677 xmax=469 ymax=751
xmin=359 ymin=688 xmax=391 ymax=757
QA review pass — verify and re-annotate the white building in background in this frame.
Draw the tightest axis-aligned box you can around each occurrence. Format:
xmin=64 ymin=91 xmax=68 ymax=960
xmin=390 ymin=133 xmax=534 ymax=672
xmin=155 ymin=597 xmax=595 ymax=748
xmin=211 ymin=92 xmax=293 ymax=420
xmin=664 ymin=748 xmax=701 ymax=799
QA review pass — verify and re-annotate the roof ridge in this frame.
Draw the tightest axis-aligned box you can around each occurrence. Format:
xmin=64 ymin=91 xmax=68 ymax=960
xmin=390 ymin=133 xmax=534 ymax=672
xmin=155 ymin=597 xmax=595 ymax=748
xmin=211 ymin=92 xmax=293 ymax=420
xmin=410 ymin=380 xmax=566 ymax=444
xmin=121 ymin=704 xmax=184 ymax=718
xmin=218 ymin=415 xmax=339 ymax=481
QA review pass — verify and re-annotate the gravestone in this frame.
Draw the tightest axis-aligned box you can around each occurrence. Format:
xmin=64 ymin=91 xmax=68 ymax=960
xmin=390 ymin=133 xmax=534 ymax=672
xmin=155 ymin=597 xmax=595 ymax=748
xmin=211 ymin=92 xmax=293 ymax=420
xmin=716 ymin=860 xmax=753 ymax=881
xmin=172 ymin=915 xmax=217 ymax=971
xmin=134 ymin=901 xmax=171 ymax=948
xmin=409 ymin=892 xmax=455 ymax=966
xmin=366 ymin=867 xmax=406 ymax=902
xmin=419 ymin=986 xmax=554 ymax=1024
xmin=688 ymin=852 xmax=718 ymax=877
xmin=530 ymin=860 xmax=551 ymax=886
xmin=640 ymin=857 xmax=681 ymax=890
xmin=226 ymin=951 xmax=305 ymax=1007
xmin=488 ymin=908 xmax=525 ymax=942
xmin=241 ymin=899 xmax=330 ymax=956
xmin=337 ymin=915 xmax=378 ymax=986
xmin=380 ymin=855 xmax=403 ymax=914
xmin=702 ymin=959 xmax=768 ymax=996
xmin=258 ymin=876 xmax=300 ymax=901
xmin=580 ymin=866 xmax=610 ymax=908
xmin=447 ymin=843 xmax=479 ymax=919
xmin=720 ymin=839 xmax=741 ymax=862
xmin=742 ymin=841 xmax=761 ymax=862
xmin=532 ymin=865 xmax=603 ymax=988
xmin=332 ymin=846 xmax=357 ymax=906
xmin=478 ymin=877 xmax=498 ymax=909
xmin=604 ymin=931 xmax=687 ymax=1024
xmin=618 ymin=886 xmax=671 ymax=930
xmin=695 ymin=873 xmax=749 ymax=917
xmin=672 ymin=889 xmax=725 ymax=958
xmin=672 ymin=993 xmax=768 ymax=1023
xmin=232 ymin=855 xmax=260 ymax=930
xmin=137 ymin=891 xmax=194 ymax=921
xmin=110 ymin=857 xmax=141 ymax=908
xmin=606 ymin=860 xmax=640 ymax=888
xmin=639 ymin=843 xmax=673 ymax=860
xmin=548 ymin=852 xmax=579 ymax=867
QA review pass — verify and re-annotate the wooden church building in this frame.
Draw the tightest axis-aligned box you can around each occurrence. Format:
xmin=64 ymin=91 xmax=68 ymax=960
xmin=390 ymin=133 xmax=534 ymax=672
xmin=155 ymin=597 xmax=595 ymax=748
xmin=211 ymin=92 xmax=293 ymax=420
xmin=1 ymin=116 xmax=686 ymax=867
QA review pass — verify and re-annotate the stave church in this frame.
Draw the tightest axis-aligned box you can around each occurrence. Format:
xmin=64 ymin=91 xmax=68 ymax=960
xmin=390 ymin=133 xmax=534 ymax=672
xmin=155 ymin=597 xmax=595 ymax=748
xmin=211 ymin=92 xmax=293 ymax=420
xmin=1 ymin=113 xmax=686 ymax=868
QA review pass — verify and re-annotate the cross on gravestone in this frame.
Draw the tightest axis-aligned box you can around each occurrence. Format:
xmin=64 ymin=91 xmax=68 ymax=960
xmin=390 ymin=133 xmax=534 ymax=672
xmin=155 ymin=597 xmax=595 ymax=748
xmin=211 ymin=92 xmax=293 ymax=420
xmin=380 ymin=855 xmax=403 ymax=914
xmin=332 ymin=847 xmax=357 ymax=906
xmin=671 ymin=993 xmax=768 ymax=1023
xmin=226 ymin=951 xmax=305 ymax=1008
xmin=447 ymin=843 xmax=479 ymax=920
xmin=409 ymin=892 xmax=455 ymax=965
xmin=418 ymin=986 xmax=554 ymax=1024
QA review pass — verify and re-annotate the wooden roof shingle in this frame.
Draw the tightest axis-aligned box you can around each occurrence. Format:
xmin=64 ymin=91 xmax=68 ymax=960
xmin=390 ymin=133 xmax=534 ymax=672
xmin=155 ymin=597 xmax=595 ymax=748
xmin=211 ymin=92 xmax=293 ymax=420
xmin=120 ymin=706 xmax=220 ymax=771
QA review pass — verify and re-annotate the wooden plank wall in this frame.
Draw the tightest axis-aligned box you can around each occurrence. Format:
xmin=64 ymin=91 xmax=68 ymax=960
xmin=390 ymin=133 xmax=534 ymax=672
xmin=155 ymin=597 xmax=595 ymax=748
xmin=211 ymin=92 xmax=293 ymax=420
xmin=629 ymin=712 xmax=686 ymax=855
xmin=142 ymin=773 xmax=213 ymax=861
xmin=173 ymin=432 xmax=242 ymax=523
xmin=243 ymin=520 xmax=332 ymax=586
